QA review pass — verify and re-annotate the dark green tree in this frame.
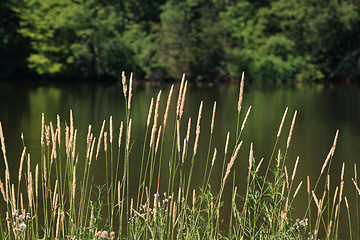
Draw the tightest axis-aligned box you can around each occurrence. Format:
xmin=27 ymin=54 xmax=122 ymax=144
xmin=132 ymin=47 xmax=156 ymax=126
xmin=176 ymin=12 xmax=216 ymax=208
xmin=15 ymin=0 xmax=160 ymax=79
xmin=156 ymin=0 xmax=226 ymax=81
xmin=0 ymin=0 xmax=29 ymax=78
xmin=221 ymin=0 xmax=360 ymax=83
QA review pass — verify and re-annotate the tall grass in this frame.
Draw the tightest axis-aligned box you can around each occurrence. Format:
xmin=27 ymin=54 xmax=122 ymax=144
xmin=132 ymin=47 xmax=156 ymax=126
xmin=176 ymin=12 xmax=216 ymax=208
xmin=0 ymin=71 xmax=359 ymax=239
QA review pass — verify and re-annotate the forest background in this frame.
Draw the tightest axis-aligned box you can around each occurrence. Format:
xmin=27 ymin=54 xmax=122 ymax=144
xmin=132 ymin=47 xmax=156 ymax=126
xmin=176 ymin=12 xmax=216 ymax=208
xmin=1 ymin=0 xmax=360 ymax=83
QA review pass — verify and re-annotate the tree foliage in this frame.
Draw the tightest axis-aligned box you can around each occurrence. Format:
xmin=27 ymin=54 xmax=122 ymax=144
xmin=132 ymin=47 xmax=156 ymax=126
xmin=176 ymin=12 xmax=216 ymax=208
xmin=1 ymin=0 xmax=359 ymax=82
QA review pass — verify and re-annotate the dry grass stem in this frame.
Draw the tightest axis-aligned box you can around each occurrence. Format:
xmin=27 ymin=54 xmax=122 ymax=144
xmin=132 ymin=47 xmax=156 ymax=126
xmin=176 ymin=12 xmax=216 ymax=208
xmin=110 ymin=116 xmax=113 ymax=144
xmin=339 ymin=181 xmax=344 ymax=203
xmin=179 ymin=81 xmax=188 ymax=119
xmin=155 ymin=126 xmax=162 ymax=154
xmin=177 ymin=120 xmax=181 ymax=153
xmin=96 ymin=120 xmax=106 ymax=160
xmin=56 ymin=208 xmax=61 ymax=238
xmin=177 ymin=187 xmax=182 ymax=205
xmin=104 ymin=132 xmax=108 ymax=152
xmin=27 ymin=153 xmax=31 ymax=182
xmin=232 ymin=187 xmax=237 ymax=217
xmin=292 ymin=181 xmax=302 ymax=199
xmin=238 ymin=71 xmax=245 ymax=113
xmin=333 ymin=186 xmax=339 ymax=208
xmin=341 ymin=162 xmax=345 ymax=182
xmin=0 ymin=122 xmax=6 ymax=160
xmin=312 ymin=191 xmax=319 ymax=210
xmin=285 ymin=166 xmax=289 ymax=189
xmin=172 ymin=201 xmax=177 ymax=224
xmin=45 ymin=125 xmax=50 ymax=146
xmin=12 ymin=184 xmax=15 ymax=211
xmin=147 ymin=98 xmax=154 ymax=127
xmin=18 ymin=147 xmax=26 ymax=182
xmin=192 ymin=189 xmax=196 ymax=211
xmin=117 ymin=181 xmax=121 ymax=205
xmin=211 ymin=148 xmax=217 ymax=167
xmin=118 ymin=121 xmax=124 ymax=149
xmin=225 ymin=132 xmax=230 ymax=155
xmin=70 ymin=110 xmax=74 ymax=146
xmin=182 ymin=138 xmax=187 ymax=164
xmin=163 ymin=85 xmax=174 ymax=127
xmin=193 ymin=101 xmax=203 ymax=156
xmin=352 ymin=178 xmax=360 ymax=195
xmin=41 ymin=113 xmax=44 ymax=147
xmin=89 ymin=137 xmax=96 ymax=166
xmin=240 ymin=106 xmax=252 ymax=132
xmin=86 ymin=133 xmax=93 ymax=159
xmin=0 ymin=180 xmax=5 ymax=201
xmin=5 ymin=171 xmax=9 ymax=201
xmin=122 ymin=71 xmax=127 ymax=98
xmin=20 ymin=193 xmax=23 ymax=213
xmin=321 ymin=149 xmax=333 ymax=175
xmin=35 ymin=164 xmax=39 ymax=198
xmin=291 ymin=156 xmax=299 ymax=181
xmin=28 ymin=173 xmax=33 ymax=208
xmin=127 ymin=72 xmax=133 ymax=110
xmin=87 ymin=125 xmax=92 ymax=145
xmin=335 ymin=204 xmax=339 ymax=220
xmin=65 ymin=125 xmax=69 ymax=155
xmin=277 ymin=107 xmax=288 ymax=138
xmin=126 ymin=119 xmax=132 ymax=151
xmin=223 ymin=141 xmax=243 ymax=186
xmin=154 ymin=91 xmax=162 ymax=129
xmin=286 ymin=111 xmax=297 ymax=148
xmin=211 ymin=101 xmax=216 ymax=134
xmin=345 ymin=196 xmax=350 ymax=210
xmin=327 ymin=174 xmax=330 ymax=191
xmin=176 ymin=74 xmax=185 ymax=117
xmin=72 ymin=165 xmax=76 ymax=199
xmin=186 ymin=118 xmax=191 ymax=143
xmin=355 ymin=163 xmax=357 ymax=181
xmin=130 ymin=198 xmax=133 ymax=217
xmin=57 ymin=114 xmax=61 ymax=146
xmin=255 ymin=158 xmax=264 ymax=174
xmin=150 ymin=125 xmax=156 ymax=148
xmin=331 ymin=130 xmax=339 ymax=157
xmin=72 ymin=129 xmax=77 ymax=160
xmin=277 ymin=149 xmax=281 ymax=168
xmin=307 ymin=176 xmax=310 ymax=194
xmin=153 ymin=195 xmax=157 ymax=220
xmin=327 ymin=220 xmax=333 ymax=237
xmin=248 ymin=143 xmax=254 ymax=173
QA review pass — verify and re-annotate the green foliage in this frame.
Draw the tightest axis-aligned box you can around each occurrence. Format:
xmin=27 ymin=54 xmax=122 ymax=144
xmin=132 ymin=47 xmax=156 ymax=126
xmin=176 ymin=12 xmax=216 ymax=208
xmin=156 ymin=0 xmax=225 ymax=81
xmin=1 ymin=0 xmax=360 ymax=82
xmin=222 ymin=0 xmax=359 ymax=83
xmin=14 ymin=0 xmax=160 ymax=79
xmin=0 ymin=0 xmax=29 ymax=78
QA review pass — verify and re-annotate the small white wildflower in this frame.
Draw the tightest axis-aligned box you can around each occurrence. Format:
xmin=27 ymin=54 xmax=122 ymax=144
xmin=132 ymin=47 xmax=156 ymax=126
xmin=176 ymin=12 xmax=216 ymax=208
xmin=18 ymin=222 xmax=26 ymax=231
xmin=101 ymin=230 xmax=109 ymax=238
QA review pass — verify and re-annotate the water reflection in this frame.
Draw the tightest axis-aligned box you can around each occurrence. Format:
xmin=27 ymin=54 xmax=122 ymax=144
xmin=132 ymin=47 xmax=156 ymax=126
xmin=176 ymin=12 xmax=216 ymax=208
xmin=0 ymin=81 xmax=360 ymax=238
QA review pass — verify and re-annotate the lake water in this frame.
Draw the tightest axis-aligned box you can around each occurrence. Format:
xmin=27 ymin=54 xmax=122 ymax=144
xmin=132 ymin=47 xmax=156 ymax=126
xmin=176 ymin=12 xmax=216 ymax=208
xmin=0 ymin=80 xmax=359 ymax=239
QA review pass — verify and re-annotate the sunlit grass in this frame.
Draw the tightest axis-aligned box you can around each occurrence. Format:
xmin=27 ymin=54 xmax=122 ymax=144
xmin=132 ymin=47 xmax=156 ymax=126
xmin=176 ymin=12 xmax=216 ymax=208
xmin=0 ymin=72 xmax=359 ymax=239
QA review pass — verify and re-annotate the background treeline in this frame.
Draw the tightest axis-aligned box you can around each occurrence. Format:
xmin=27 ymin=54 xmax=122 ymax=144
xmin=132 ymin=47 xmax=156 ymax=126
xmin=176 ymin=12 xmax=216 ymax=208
xmin=1 ymin=0 xmax=360 ymax=83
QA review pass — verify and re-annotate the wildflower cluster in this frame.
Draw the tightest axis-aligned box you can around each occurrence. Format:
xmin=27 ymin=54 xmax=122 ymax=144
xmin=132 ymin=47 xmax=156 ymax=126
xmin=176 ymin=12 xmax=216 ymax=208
xmin=7 ymin=210 xmax=31 ymax=236
xmin=129 ymin=192 xmax=173 ymax=239
xmin=287 ymin=218 xmax=309 ymax=237
xmin=94 ymin=230 xmax=116 ymax=239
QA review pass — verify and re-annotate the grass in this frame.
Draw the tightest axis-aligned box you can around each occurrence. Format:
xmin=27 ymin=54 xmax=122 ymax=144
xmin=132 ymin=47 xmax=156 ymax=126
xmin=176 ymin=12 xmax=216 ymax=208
xmin=0 ymin=71 xmax=359 ymax=239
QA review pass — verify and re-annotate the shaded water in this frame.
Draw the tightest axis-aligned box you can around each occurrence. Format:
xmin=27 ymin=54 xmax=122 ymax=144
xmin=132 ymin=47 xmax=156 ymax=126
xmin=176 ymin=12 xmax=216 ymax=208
xmin=0 ymin=80 xmax=360 ymax=238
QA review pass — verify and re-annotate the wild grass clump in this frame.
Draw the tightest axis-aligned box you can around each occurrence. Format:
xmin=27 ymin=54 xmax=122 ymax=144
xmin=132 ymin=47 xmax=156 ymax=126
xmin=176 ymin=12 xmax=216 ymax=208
xmin=0 ymin=71 xmax=359 ymax=239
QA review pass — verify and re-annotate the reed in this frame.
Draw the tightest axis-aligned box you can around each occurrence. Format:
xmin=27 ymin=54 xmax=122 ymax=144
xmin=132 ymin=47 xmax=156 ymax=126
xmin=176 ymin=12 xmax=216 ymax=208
xmin=0 ymin=72 xmax=358 ymax=240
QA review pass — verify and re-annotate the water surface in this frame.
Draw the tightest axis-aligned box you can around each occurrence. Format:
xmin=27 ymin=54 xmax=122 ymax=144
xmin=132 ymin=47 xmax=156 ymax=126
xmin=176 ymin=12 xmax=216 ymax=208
xmin=0 ymin=81 xmax=359 ymax=239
